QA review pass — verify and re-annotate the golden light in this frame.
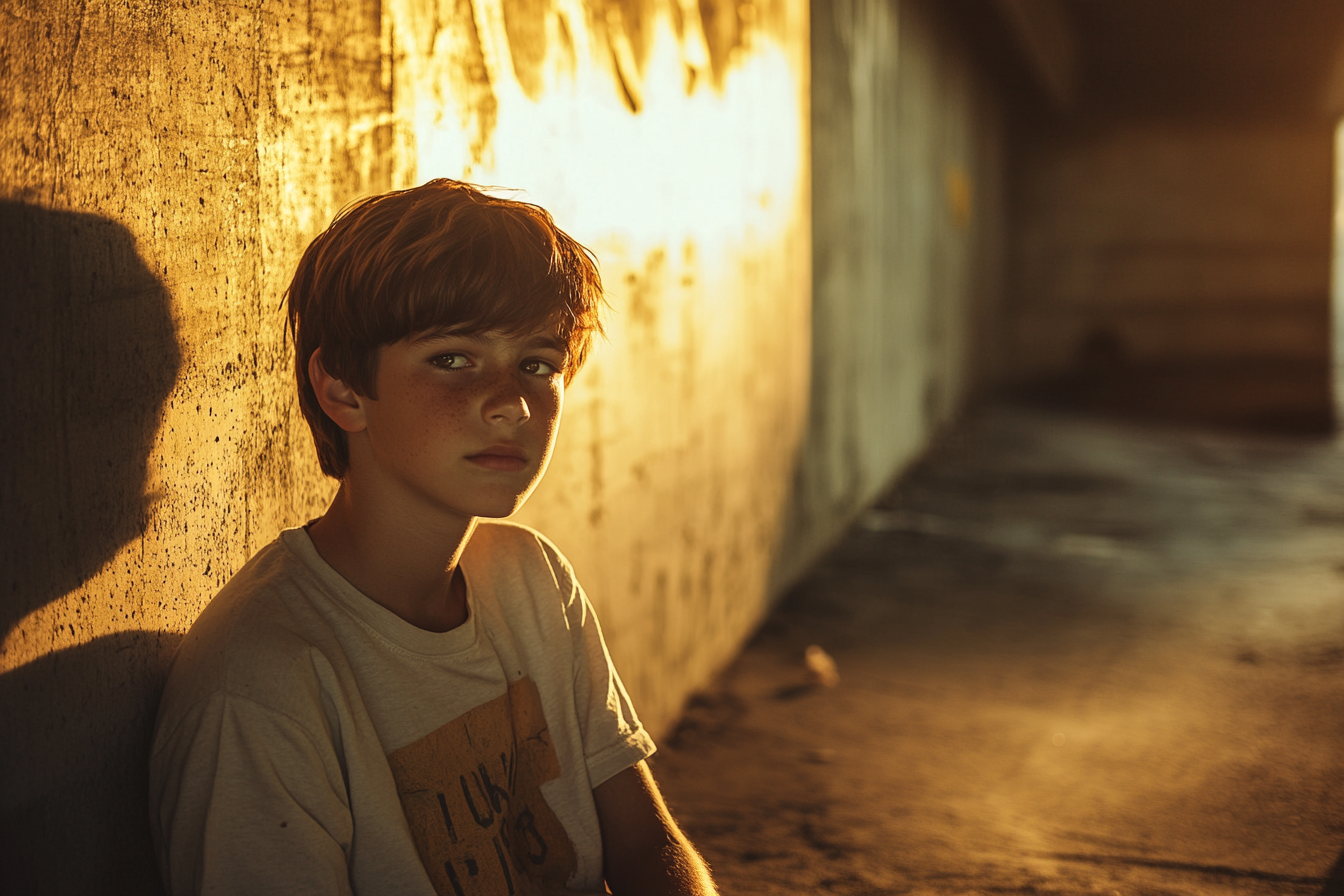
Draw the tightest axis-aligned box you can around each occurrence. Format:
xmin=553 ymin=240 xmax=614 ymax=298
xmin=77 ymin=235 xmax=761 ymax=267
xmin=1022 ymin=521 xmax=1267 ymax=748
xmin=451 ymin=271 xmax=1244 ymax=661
xmin=3 ymin=0 xmax=812 ymax=724
xmin=397 ymin=1 xmax=805 ymax=259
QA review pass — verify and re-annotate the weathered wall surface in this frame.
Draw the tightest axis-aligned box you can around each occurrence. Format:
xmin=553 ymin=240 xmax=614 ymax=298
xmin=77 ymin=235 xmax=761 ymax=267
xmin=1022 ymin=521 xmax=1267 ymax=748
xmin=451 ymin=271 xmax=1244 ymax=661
xmin=1009 ymin=120 xmax=1335 ymax=380
xmin=423 ymin=0 xmax=814 ymax=731
xmin=1333 ymin=119 xmax=1344 ymax=423
xmin=777 ymin=0 xmax=1005 ymax=581
xmin=0 ymin=0 xmax=808 ymax=891
xmin=1 ymin=2 xmax=391 ymax=891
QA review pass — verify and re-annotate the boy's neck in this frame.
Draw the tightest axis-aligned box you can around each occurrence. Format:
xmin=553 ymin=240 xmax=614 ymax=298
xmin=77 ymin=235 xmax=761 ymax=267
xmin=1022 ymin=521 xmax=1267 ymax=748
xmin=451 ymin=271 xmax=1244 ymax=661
xmin=306 ymin=481 xmax=475 ymax=633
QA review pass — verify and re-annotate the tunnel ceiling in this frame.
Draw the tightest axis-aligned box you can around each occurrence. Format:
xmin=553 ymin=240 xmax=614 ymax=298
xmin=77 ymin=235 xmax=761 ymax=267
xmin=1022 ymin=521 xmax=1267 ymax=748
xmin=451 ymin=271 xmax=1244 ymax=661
xmin=1065 ymin=0 xmax=1344 ymax=119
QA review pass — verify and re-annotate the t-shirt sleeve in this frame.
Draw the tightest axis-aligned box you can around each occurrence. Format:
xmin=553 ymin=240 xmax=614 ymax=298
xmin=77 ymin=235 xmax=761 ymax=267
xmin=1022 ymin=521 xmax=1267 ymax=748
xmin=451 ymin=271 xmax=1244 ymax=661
xmin=150 ymin=690 xmax=355 ymax=896
xmin=555 ymin=565 xmax=657 ymax=789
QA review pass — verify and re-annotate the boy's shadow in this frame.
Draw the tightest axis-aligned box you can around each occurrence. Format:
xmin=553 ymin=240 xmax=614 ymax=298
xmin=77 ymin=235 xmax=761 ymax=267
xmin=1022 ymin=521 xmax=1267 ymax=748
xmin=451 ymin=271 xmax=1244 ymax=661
xmin=0 ymin=201 xmax=182 ymax=895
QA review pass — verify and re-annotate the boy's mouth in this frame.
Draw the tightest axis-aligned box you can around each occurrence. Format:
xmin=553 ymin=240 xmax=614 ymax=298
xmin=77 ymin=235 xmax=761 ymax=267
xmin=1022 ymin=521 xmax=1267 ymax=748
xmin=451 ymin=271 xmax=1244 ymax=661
xmin=466 ymin=444 xmax=529 ymax=472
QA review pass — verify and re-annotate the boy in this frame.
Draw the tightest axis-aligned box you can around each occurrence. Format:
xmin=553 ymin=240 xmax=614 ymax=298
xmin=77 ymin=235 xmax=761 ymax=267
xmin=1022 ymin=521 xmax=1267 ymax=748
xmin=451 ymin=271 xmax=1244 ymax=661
xmin=150 ymin=180 xmax=718 ymax=896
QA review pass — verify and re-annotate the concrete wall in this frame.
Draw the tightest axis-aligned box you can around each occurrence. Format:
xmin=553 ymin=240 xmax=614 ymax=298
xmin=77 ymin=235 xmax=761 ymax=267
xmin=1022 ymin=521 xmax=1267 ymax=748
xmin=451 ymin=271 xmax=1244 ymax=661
xmin=0 ymin=0 xmax=809 ymax=891
xmin=1009 ymin=119 xmax=1335 ymax=380
xmin=1332 ymin=118 xmax=1344 ymax=423
xmin=778 ymin=0 xmax=1006 ymax=581
xmin=0 ymin=0 xmax=1007 ymax=888
xmin=1 ymin=3 xmax=392 ymax=891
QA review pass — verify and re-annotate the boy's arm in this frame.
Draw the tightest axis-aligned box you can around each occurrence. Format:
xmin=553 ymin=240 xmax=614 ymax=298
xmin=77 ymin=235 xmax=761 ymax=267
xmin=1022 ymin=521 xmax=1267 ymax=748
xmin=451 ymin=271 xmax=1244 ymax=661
xmin=593 ymin=761 xmax=719 ymax=896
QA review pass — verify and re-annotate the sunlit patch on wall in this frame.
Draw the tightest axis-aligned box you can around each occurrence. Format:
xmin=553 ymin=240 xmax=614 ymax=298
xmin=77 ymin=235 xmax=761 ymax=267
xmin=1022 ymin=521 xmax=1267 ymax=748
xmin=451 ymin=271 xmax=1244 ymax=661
xmin=387 ymin=0 xmax=804 ymax=260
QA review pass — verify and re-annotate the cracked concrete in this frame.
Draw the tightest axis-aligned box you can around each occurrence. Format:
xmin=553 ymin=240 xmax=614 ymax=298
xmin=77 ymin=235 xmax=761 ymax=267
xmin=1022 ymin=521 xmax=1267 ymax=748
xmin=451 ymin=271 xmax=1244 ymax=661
xmin=653 ymin=403 xmax=1344 ymax=895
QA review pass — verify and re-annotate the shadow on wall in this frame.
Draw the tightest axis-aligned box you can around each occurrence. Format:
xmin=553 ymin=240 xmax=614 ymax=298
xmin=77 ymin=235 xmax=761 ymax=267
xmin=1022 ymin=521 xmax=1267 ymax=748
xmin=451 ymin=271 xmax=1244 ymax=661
xmin=0 ymin=202 xmax=182 ymax=895
xmin=1324 ymin=851 xmax=1344 ymax=896
xmin=1020 ymin=324 xmax=1334 ymax=436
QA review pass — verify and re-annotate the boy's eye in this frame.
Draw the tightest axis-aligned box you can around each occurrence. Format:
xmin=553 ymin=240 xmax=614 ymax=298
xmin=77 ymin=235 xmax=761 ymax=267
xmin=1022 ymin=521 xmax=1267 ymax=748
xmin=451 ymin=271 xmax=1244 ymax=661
xmin=430 ymin=353 xmax=470 ymax=369
xmin=522 ymin=358 xmax=561 ymax=377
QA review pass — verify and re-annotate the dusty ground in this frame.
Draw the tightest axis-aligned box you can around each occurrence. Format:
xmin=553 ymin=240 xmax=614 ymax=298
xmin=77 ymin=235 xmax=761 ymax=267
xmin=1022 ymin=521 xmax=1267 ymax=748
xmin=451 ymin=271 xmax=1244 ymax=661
xmin=650 ymin=403 xmax=1344 ymax=896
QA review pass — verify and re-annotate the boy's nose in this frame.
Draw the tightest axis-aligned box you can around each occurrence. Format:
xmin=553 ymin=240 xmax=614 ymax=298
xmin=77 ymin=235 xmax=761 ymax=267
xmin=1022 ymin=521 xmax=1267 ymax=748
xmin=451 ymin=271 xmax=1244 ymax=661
xmin=484 ymin=380 xmax=531 ymax=426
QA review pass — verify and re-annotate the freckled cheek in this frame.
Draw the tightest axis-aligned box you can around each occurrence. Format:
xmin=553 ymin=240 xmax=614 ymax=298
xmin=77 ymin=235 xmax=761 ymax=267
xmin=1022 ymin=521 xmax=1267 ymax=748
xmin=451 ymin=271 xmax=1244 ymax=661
xmin=389 ymin=383 xmax=479 ymax=458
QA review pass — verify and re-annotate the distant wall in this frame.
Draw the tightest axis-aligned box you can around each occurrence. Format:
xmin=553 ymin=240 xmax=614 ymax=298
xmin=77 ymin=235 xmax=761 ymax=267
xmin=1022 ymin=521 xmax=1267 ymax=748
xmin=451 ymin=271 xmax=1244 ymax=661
xmin=777 ymin=0 xmax=1006 ymax=582
xmin=1009 ymin=119 xmax=1335 ymax=379
xmin=0 ymin=0 xmax=808 ymax=891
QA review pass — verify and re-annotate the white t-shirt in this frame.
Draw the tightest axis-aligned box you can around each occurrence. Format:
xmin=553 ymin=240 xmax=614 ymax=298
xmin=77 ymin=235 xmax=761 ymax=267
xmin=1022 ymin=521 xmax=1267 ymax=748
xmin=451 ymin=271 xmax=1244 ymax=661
xmin=150 ymin=521 xmax=655 ymax=896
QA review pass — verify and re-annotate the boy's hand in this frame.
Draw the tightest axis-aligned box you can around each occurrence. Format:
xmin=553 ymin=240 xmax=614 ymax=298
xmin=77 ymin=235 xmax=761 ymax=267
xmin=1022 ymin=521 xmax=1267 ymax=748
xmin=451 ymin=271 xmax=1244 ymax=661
xmin=592 ymin=761 xmax=719 ymax=896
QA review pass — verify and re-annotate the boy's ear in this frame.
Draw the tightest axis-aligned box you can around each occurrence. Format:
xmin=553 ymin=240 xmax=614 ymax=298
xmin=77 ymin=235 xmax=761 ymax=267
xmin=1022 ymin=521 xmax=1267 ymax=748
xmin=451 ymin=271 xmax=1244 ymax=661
xmin=309 ymin=348 xmax=368 ymax=433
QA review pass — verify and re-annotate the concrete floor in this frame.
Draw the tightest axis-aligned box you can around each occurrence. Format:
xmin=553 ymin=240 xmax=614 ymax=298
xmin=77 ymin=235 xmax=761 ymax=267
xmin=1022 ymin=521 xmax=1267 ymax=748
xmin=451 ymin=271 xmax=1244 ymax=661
xmin=651 ymin=403 xmax=1344 ymax=896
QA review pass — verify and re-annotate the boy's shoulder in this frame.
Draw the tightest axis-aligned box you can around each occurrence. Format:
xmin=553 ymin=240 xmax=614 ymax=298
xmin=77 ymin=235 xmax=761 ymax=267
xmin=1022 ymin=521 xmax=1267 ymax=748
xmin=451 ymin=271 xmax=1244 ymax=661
xmin=462 ymin=521 xmax=603 ymax=641
xmin=156 ymin=531 xmax=347 ymax=733
xmin=465 ymin=518 xmax=561 ymax=557
xmin=463 ymin=520 xmax=577 ymax=596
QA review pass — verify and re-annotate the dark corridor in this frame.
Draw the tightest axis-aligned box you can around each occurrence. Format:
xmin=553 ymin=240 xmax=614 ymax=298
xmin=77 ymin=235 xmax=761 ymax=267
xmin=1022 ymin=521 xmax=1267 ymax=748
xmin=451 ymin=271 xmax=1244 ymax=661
xmin=655 ymin=403 xmax=1344 ymax=894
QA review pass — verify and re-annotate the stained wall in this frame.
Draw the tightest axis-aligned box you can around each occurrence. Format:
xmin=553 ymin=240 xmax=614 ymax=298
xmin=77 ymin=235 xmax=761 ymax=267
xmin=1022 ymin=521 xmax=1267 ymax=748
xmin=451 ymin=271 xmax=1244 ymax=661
xmin=0 ymin=0 xmax=808 ymax=891
xmin=778 ymin=0 xmax=1006 ymax=580
xmin=1334 ymin=119 xmax=1344 ymax=422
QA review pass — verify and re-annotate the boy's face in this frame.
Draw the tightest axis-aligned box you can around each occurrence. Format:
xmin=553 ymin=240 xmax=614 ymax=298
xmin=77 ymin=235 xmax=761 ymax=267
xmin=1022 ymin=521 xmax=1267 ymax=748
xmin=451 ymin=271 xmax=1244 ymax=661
xmin=352 ymin=326 xmax=568 ymax=522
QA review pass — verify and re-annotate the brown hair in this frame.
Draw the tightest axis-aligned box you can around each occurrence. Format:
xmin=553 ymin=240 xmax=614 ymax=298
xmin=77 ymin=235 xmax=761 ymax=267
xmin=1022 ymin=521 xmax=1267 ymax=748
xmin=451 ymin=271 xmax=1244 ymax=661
xmin=285 ymin=179 xmax=605 ymax=478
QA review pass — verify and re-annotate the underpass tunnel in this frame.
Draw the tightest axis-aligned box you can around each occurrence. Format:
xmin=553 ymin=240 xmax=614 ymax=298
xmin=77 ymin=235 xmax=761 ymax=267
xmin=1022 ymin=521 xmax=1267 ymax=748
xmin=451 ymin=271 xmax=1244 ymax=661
xmin=655 ymin=1 xmax=1344 ymax=892
xmin=996 ymin=0 xmax=1344 ymax=435
xmin=783 ymin=0 xmax=1344 ymax=589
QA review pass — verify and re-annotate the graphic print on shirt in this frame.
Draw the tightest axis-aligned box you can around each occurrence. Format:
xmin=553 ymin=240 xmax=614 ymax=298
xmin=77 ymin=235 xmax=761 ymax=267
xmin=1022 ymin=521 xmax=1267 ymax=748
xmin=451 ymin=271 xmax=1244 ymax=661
xmin=387 ymin=677 xmax=578 ymax=896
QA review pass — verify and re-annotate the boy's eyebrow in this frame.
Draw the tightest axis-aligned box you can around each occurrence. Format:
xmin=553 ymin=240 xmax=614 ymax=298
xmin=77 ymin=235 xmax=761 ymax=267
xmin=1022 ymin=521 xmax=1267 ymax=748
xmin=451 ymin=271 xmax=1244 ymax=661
xmin=407 ymin=326 xmax=474 ymax=345
xmin=526 ymin=333 xmax=569 ymax=354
